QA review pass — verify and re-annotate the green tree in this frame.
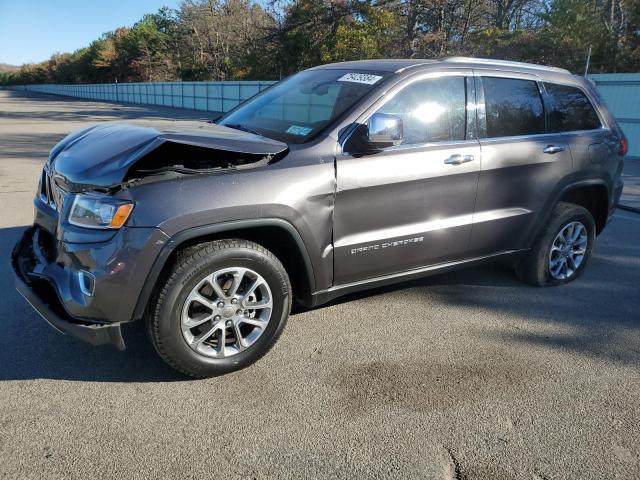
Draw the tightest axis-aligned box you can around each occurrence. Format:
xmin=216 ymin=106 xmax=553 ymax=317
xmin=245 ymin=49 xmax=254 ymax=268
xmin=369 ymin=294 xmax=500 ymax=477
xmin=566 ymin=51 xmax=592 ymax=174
xmin=128 ymin=9 xmax=180 ymax=81
xmin=2 ymin=0 xmax=639 ymax=86
xmin=322 ymin=3 xmax=400 ymax=62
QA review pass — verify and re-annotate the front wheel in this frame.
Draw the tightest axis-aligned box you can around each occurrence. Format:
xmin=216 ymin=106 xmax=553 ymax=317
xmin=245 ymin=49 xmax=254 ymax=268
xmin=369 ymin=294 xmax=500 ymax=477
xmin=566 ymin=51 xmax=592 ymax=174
xmin=147 ymin=239 xmax=291 ymax=378
xmin=515 ymin=202 xmax=596 ymax=286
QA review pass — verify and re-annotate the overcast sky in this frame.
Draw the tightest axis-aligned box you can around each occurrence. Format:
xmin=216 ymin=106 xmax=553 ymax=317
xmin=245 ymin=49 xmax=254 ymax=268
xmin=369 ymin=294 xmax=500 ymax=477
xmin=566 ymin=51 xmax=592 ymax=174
xmin=0 ymin=0 xmax=181 ymax=65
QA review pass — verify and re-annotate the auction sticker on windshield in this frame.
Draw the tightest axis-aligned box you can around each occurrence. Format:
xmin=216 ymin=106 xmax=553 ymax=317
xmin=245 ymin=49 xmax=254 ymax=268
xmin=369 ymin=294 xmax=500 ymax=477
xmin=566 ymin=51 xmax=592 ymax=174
xmin=337 ymin=73 xmax=383 ymax=85
xmin=286 ymin=125 xmax=313 ymax=136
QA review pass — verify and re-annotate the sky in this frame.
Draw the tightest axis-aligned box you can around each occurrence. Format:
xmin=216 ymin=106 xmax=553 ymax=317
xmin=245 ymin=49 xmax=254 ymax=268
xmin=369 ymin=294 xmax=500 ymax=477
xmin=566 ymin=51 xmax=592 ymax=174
xmin=0 ymin=0 xmax=181 ymax=65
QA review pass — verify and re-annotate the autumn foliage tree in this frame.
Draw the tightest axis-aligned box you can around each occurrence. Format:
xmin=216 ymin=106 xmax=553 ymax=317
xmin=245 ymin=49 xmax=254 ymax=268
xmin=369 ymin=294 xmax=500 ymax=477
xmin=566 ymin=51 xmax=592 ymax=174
xmin=1 ymin=0 xmax=639 ymax=85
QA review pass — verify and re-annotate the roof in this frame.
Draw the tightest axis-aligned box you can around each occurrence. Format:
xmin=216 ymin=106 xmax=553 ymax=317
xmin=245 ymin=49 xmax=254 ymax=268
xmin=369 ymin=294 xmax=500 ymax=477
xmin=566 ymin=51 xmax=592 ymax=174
xmin=309 ymin=59 xmax=438 ymax=73
xmin=442 ymin=57 xmax=571 ymax=74
xmin=310 ymin=57 xmax=572 ymax=76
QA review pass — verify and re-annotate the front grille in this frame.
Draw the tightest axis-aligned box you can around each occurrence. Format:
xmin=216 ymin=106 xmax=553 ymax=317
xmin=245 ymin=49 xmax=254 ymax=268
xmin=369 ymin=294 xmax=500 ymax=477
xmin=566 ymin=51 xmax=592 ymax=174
xmin=39 ymin=169 xmax=51 ymax=206
xmin=40 ymin=168 xmax=67 ymax=212
xmin=51 ymin=183 xmax=66 ymax=211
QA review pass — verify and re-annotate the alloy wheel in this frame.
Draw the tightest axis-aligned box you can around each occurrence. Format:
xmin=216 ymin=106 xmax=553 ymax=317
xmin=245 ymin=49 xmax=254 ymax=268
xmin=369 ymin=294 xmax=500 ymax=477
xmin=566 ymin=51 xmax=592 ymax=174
xmin=181 ymin=267 xmax=273 ymax=357
xmin=548 ymin=221 xmax=588 ymax=280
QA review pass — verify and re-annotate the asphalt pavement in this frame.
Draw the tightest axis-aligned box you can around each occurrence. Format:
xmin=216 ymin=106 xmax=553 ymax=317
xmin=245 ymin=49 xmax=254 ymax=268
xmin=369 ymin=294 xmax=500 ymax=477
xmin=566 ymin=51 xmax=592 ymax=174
xmin=0 ymin=90 xmax=639 ymax=480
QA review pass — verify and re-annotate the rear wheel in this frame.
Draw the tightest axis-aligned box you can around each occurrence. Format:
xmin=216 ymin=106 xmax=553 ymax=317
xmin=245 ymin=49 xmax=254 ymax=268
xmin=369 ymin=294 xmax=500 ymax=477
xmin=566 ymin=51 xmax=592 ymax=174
xmin=515 ymin=202 xmax=596 ymax=286
xmin=147 ymin=239 xmax=291 ymax=378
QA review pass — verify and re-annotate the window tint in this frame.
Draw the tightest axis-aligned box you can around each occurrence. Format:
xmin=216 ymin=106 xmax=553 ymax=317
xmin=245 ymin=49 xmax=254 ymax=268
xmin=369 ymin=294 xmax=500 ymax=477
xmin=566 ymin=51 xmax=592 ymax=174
xmin=544 ymin=83 xmax=601 ymax=132
xmin=482 ymin=77 xmax=544 ymax=137
xmin=377 ymin=76 xmax=466 ymax=145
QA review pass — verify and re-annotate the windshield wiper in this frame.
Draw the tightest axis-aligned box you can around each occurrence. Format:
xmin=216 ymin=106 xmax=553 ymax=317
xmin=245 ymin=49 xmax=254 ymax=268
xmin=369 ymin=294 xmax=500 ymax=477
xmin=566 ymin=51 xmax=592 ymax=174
xmin=223 ymin=123 xmax=263 ymax=137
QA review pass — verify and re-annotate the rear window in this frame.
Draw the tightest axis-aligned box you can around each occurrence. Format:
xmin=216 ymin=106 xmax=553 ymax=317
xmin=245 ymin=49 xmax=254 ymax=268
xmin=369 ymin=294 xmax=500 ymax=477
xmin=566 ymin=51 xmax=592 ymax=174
xmin=482 ymin=77 xmax=545 ymax=138
xmin=544 ymin=83 xmax=601 ymax=132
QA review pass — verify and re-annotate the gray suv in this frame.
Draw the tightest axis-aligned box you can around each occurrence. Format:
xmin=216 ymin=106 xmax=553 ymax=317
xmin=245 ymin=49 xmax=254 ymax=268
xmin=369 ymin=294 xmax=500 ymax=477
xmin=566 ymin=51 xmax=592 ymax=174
xmin=12 ymin=57 xmax=626 ymax=377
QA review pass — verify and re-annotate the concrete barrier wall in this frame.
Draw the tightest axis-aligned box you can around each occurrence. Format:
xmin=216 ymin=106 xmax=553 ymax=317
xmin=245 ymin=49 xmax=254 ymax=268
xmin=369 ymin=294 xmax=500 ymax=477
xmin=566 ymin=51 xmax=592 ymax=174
xmin=590 ymin=73 xmax=640 ymax=157
xmin=9 ymin=81 xmax=276 ymax=113
xmin=7 ymin=74 xmax=640 ymax=156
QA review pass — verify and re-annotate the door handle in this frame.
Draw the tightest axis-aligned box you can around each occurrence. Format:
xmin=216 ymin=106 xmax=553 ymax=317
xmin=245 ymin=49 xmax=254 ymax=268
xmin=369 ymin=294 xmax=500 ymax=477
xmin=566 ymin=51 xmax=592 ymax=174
xmin=543 ymin=145 xmax=566 ymax=154
xmin=444 ymin=154 xmax=474 ymax=165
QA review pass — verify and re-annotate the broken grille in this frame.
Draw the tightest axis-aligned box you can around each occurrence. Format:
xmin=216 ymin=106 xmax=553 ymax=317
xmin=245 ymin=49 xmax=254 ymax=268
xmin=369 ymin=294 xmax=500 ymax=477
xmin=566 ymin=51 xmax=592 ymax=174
xmin=40 ymin=168 xmax=67 ymax=212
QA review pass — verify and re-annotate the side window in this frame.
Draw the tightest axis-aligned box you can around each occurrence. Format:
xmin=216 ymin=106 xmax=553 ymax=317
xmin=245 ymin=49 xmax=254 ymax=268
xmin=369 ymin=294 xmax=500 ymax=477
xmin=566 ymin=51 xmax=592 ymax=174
xmin=377 ymin=76 xmax=466 ymax=145
xmin=544 ymin=83 xmax=601 ymax=132
xmin=482 ymin=77 xmax=545 ymax=137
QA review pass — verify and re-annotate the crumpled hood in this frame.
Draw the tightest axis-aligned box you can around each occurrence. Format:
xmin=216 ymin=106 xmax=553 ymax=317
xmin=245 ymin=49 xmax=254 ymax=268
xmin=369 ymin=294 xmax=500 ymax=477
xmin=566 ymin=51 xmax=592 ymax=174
xmin=49 ymin=121 xmax=288 ymax=191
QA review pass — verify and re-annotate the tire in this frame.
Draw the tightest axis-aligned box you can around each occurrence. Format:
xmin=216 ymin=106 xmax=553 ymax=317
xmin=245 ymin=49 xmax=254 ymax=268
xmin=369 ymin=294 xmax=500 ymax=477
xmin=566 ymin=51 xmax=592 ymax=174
xmin=147 ymin=239 xmax=291 ymax=378
xmin=515 ymin=202 xmax=596 ymax=287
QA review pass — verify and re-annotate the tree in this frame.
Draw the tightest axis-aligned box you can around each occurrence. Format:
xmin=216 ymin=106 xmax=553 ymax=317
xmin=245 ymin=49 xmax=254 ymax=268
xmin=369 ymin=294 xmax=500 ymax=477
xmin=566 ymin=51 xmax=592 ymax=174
xmin=2 ymin=0 xmax=639 ymax=86
xmin=128 ymin=9 xmax=180 ymax=81
xmin=177 ymin=0 xmax=274 ymax=80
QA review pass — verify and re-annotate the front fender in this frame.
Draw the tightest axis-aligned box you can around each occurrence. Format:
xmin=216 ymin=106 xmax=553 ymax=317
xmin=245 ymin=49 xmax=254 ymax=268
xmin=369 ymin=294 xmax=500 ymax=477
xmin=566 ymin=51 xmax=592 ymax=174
xmin=130 ymin=218 xmax=318 ymax=321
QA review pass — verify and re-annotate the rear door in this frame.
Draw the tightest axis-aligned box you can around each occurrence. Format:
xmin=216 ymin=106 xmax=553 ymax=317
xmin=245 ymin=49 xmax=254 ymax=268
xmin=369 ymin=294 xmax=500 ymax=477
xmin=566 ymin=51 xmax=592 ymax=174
xmin=542 ymin=81 xmax=617 ymax=179
xmin=333 ymin=70 xmax=481 ymax=284
xmin=468 ymin=71 xmax=574 ymax=257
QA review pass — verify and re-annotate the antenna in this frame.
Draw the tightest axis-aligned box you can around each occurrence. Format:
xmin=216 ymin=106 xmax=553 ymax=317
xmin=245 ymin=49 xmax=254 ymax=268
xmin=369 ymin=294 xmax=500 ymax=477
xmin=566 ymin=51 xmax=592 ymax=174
xmin=584 ymin=45 xmax=592 ymax=77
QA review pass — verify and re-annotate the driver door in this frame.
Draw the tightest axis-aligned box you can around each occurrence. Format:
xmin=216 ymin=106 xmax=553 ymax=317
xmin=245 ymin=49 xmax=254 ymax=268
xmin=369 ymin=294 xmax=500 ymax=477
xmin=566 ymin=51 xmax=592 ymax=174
xmin=333 ymin=71 xmax=481 ymax=284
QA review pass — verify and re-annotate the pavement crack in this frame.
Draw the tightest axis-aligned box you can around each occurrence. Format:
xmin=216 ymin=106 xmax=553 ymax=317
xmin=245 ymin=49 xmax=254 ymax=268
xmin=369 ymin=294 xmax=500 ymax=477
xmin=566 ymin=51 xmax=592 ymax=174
xmin=532 ymin=472 xmax=550 ymax=480
xmin=445 ymin=447 xmax=466 ymax=480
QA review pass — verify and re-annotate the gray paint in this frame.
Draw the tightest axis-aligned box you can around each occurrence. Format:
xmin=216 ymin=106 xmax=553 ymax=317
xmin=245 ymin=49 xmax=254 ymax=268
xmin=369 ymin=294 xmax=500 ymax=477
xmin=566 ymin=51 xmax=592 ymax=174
xmin=13 ymin=58 xmax=625 ymax=339
xmin=49 ymin=121 xmax=288 ymax=189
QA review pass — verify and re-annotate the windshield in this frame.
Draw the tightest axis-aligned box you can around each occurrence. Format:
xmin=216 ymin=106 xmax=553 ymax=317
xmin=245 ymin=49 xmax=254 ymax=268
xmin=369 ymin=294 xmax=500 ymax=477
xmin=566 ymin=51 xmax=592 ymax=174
xmin=218 ymin=69 xmax=390 ymax=143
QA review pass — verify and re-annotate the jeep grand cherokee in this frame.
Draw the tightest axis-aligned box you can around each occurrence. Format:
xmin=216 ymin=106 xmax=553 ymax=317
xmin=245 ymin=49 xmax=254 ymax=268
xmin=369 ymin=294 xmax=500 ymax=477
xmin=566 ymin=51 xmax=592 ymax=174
xmin=12 ymin=57 xmax=626 ymax=377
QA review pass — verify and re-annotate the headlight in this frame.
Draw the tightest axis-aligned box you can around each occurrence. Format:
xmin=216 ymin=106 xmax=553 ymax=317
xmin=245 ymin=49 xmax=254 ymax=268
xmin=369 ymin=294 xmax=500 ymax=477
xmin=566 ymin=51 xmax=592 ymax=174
xmin=68 ymin=194 xmax=134 ymax=229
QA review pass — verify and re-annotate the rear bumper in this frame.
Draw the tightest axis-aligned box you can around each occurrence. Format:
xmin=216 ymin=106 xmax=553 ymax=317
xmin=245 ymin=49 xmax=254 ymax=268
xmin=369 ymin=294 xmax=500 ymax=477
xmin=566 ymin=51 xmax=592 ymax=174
xmin=613 ymin=177 xmax=624 ymax=210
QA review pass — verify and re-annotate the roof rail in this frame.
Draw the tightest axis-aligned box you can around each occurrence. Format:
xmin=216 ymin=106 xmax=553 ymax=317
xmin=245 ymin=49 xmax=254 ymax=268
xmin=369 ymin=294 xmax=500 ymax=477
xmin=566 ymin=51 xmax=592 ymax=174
xmin=442 ymin=57 xmax=571 ymax=75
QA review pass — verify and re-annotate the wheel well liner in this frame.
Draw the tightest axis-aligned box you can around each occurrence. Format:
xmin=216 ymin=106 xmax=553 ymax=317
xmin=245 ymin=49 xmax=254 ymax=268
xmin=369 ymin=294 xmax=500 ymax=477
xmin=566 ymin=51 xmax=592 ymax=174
xmin=131 ymin=219 xmax=316 ymax=321
xmin=559 ymin=183 xmax=609 ymax=234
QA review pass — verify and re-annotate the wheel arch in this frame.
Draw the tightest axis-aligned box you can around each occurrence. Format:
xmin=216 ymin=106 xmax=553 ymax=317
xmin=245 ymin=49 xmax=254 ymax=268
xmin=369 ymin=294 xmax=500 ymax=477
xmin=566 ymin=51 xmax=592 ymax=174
xmin=525 ymin=179 xmax=610 ymax=251
xmin=557 ymin=182 xmax=609 ymax=234
xmin=131 ymin=219 xmax=316 ymax=321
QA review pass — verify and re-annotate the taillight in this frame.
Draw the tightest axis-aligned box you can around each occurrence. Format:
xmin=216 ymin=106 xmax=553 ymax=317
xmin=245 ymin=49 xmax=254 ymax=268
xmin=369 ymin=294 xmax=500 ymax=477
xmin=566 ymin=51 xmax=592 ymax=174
xmin=619 ymin=136 xmax=628 ymax=156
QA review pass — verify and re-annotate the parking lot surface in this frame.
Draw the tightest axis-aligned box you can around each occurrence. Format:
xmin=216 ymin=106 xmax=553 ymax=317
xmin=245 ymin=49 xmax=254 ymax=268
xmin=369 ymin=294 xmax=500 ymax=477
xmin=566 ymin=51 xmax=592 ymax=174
xmin=1 ymin=90 xmax=639 ymax=479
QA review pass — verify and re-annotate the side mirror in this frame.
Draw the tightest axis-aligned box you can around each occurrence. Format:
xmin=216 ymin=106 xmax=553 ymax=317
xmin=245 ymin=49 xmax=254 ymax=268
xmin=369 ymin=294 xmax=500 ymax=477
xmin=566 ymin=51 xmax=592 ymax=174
xmin=367 ymin=113 xmax=403 ymax=147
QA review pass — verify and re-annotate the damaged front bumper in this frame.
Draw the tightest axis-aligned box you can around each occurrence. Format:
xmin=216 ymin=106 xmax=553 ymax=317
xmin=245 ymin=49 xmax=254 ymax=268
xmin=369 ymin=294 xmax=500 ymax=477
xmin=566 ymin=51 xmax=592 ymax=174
xmin=12 ymin=227 xmax=126 ymax=349
xmin=12 ymin=197 xmax=170 ymax=350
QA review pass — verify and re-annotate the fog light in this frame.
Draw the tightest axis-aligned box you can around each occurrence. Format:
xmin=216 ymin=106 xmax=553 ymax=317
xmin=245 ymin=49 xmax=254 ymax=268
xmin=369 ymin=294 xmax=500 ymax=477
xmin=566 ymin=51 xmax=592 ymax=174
xmin=78 ymin=270 xmax=95 ymax=296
